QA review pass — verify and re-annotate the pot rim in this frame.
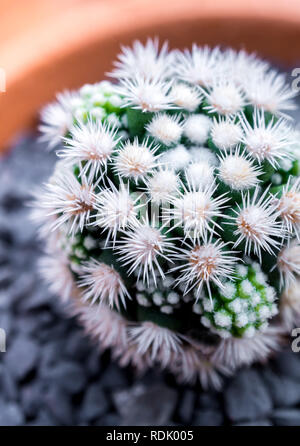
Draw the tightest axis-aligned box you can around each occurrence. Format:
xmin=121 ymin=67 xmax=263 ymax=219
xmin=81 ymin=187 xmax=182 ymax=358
xmin=1 ymin=0 xmax=300 ymax=151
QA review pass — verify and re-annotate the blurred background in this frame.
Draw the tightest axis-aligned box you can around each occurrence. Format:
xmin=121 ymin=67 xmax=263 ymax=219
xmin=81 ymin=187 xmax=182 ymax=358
xmin=1 ymin=0 xmax=300 ymax=426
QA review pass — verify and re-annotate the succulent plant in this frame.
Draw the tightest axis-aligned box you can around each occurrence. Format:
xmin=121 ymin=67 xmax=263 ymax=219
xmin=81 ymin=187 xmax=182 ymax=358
xmin=34 ymin=39 xmax=300 ymax=388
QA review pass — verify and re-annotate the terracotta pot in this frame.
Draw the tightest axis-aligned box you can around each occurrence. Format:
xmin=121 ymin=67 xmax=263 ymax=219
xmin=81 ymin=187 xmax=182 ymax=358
xmin=1 ymin=0 xmax=300 ymax=152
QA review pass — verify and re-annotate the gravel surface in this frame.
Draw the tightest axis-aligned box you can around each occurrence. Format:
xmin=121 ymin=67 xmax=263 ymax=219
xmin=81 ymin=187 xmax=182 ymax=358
xmin=0 ymin=132 xmax=300 ymax=426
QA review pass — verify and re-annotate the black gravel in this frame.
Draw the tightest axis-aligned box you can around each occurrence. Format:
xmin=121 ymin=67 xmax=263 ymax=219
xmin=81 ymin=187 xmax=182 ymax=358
xmin=1 ymin=132 xmax=300 ymax=426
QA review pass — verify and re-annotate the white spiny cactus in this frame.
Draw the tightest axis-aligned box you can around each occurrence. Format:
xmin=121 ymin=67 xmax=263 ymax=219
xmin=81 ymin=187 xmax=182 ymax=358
xmin=35 ymin=39 xmax=300 ymax=388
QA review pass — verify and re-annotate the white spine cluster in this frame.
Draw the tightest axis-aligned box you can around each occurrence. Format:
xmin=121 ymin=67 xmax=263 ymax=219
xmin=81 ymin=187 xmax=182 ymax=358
xmin=203 ymin=80 xmax=246 ymax=116
xmin=173 ymin=238 xmax=238 ymax=298
xmin=39 ymin=91 xmax=82 ymax=148
xmin=40 ymin=167 xmax=96 ymax=236
xmin=210 ymin=117 xmax=243 ymax=151
xmin=146 ymin=168 xmax=179 ymax=204
xmin=241 ymin=109 xmax=292 ymax=168
xmin=230 ymin=187 xmax=284 ymax=260
xmin=169 ymin=180 xmax=228 ymax=239
xmin=276 ymin=177 xmax=300 ymax=240
xmin=183 ymin=114 xmax=211 ymax=144
xmin=60 ymin=120 xmax=120 ymax=180
xmin=78 ymin=259 xmax=129 ymax=309
xmin=116 ymin=221 xmax=175 ymax=284
xmin=146 ymin=113 xmax=183 ymax=146
xmin=113 ymin=138 xmax=159 ymax=182
xmin=93 ymin=181 xmax=139 ymax=243
xmin=218 ymin=149 xmax=262 ymax=191
xmin=277 ymin=241 xmax=300 ymax=288
xmin=119 ymin=75 xmax=174 ymax=112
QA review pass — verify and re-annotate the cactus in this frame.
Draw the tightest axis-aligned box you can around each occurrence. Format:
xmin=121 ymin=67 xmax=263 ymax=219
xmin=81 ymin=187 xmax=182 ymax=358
xmin=33 ymin=39 xmax=300 ymax=388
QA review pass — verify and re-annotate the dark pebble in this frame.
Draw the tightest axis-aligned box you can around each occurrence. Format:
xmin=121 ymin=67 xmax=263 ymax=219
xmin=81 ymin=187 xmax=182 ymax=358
xmin=85 ymin=353 xmax=102 ymax=378
xmin=41 ymin=360 xmax=86 ymax=395
xmin=79 ymin=383 xmax=110 ymax=422
xmin=101 ymin=364 xmax=129 ymax=390
xmin=0 ymin=366 xmax=19 ymax=400
xmin=28 ymin=410 xmax=57 ymax=426
xmin=21 ymin=382 xmax=45 ymax=418
xmin=262 ymin=369 xmax=300 ymax=407
xmin=5 ymin=335 xmax=40 ymax=381
xmin=193 ymin=409 xmax=224 ymax=426
xmin=272 ymin=408 xmax=300 ymax=426
xmin=198 ymin=392 xmax=220 ymax=409
xmin=235 ymin=419 xmax=272 ymax=426
xmin=97 ymin=413 xmax=121 ymax=426
xmin=224 ymin=369 xmax=273 ymax=422
xmin=177 ymin=390 xmax=196 ymax=424
xmin=274 ymin=350 xmax=300 ymax=380
xmin=114 ymin=384 xmax=178 ymax=426
xmin=0 ymin=401 xmax=24 ymax=426
xmin=42 ymin=386 xmax=74 ymax=425
xmin=8 ymin=274 xmax=35 ymax=306
xmin=18 ymin=285 xmax=53 ymax=312
xmin=64 ymin=330 xmax=91 ymax=361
